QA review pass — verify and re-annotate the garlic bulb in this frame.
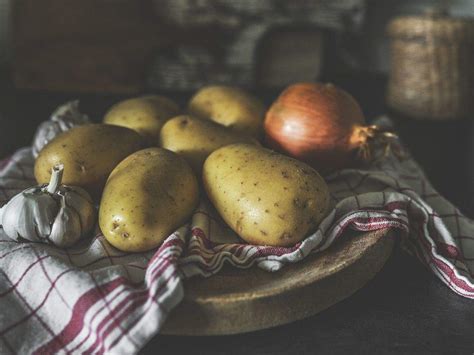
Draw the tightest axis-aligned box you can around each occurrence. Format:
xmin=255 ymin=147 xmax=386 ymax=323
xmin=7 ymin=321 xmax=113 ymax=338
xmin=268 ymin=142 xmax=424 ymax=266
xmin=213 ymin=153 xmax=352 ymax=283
xmin=0 ymin=165 xmax=96 ymax=248
xmin=32 ymin=100 xmax=90 ymax=158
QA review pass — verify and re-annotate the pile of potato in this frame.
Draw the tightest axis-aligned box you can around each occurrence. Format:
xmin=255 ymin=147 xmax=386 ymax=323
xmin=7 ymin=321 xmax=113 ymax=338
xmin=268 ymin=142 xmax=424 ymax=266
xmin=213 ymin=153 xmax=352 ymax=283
xmin=34 ymin=86 xmax=330 ymax=252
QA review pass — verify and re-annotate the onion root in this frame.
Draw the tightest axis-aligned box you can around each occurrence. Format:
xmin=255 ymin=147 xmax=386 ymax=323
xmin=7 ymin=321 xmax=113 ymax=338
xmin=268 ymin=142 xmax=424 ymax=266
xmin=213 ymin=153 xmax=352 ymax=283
xmin=352 ymin=125 xmax=404 ymax=162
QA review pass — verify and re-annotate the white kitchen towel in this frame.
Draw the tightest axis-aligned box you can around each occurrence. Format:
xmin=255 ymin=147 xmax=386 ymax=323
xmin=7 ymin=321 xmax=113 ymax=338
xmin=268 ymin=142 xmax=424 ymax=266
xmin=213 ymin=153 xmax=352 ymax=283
xmin=0 ymin=125 xmax=473 ymax=354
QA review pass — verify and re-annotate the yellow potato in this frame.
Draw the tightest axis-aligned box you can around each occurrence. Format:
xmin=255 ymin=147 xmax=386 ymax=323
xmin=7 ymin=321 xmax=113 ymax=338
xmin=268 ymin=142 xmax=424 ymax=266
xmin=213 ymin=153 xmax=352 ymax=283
xmin=188 ymin=85 xmax=265 ymax=138
xmin=99 ymin=148 xmax=199 ymax=252
xmin=104 ymin=95 xmax=180 ymax=143
xmin=34 ymin=124 xmax=145 ymax=197
xmin=203 ymin=144 xmax=330 ymax=247
xmin=159 ymin=115 xmax=258 ymax=174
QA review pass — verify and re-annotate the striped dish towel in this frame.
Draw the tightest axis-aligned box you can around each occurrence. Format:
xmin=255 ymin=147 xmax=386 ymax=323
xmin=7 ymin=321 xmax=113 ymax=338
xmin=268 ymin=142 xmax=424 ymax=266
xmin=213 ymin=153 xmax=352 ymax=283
xmin=0 ymin=122 xmax=473 ymax=354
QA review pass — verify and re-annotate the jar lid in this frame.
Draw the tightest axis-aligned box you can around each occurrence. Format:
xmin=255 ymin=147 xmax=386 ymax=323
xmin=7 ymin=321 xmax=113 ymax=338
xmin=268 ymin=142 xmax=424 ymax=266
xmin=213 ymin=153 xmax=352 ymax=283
xmin=387 ymin=12 xmax=474 ymax=42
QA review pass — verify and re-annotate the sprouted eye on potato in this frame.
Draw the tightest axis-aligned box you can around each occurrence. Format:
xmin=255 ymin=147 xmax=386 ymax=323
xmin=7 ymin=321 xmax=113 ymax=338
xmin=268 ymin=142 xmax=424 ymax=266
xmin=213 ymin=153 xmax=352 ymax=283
xmin=104 ymin=95 xmax=180 ymax=144
xmin=203 ymin=143 xmax=330 ymax=247
xmin=159 ymin=115 xmax=259 ymax=175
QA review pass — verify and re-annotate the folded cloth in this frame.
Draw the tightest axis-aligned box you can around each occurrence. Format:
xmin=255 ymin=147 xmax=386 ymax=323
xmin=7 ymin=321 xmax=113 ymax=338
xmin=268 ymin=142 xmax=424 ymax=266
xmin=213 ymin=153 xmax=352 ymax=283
xmin=0 ymin=122 xmax=473 ymax=354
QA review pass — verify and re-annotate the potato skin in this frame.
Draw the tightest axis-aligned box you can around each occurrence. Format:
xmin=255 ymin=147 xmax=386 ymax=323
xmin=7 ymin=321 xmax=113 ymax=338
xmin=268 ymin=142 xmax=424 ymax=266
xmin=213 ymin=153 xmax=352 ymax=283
xmin=34 ymin=124 xmax=145 ymax=197
xmin=203 ymin=144 xmax=330 ymax=247
xmin=104 ymin=95 xmax=180 ymax=143
xmin=99 ymin=148 xmax=199 ymax=252
xmin=159 ymin=115 xmax=258 ymax=174
xmin=188 ymin=85 xmax=265 ymax=138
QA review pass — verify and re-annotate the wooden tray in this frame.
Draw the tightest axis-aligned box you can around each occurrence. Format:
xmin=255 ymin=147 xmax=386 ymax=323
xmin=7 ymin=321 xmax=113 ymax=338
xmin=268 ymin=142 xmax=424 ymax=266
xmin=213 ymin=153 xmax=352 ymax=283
xmin=162 ymin=229 xmax=395 ymax=335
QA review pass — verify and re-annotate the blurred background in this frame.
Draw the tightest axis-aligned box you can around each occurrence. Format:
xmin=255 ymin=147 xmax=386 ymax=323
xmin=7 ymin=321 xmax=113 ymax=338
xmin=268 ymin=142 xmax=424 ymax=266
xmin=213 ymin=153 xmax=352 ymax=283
xmin=0 ymin=0 xmax=472 ymax=216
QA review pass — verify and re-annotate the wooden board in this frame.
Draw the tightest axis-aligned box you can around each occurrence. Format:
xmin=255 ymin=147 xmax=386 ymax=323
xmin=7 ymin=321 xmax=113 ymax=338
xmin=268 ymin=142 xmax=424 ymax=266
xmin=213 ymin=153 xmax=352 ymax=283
xmin=162 ymin=229 xmax=395 ymax=335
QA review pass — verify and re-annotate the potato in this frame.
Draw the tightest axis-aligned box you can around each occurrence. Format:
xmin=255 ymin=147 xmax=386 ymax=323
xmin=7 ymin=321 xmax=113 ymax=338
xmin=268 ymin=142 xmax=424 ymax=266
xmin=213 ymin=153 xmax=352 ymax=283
xmin=103 ymin=95 xmax=180 ymax=143
xmin=34 ymin=124 xmax=145 ymax=197
xmin=203 ymin=144 xmax=330 ymax=247
xmin=159 ymin=115 xmax=258 ymax=174
xmin=188 ymin=85 xmax=265 ymax=138
xmin=99 ymin=148 xmax=199 ymax=252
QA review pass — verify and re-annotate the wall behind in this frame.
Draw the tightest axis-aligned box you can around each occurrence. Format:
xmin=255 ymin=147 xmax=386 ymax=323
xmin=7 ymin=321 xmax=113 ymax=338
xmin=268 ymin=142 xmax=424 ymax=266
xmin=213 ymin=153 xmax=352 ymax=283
xmin=0 ymin=0 xmax=10 ymax=64
xmin=0 ymin=0 xmax=473 ymax=73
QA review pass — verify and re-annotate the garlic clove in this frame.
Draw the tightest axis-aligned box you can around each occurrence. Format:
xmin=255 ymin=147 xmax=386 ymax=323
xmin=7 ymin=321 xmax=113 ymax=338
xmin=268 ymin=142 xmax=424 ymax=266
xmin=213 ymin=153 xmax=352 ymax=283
xmin=1 ymin=193 xmax=31 ymax=241
xmin=31 ymin=193 xmax=59 ymax=239
xmin=1 ymin=192 xmax=56 ymax=242
xmin=18 ymin=194 xmax=41 ymax=241
xmin=63 ymin=187 xmax=96 ymax=234
xmin=49 ymin=195 xmax=82 ymax=248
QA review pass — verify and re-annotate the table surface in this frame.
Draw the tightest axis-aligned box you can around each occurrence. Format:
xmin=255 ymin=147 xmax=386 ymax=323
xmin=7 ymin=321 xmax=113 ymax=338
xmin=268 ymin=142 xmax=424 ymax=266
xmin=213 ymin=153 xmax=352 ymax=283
xmin=145 ymin=248 xmax=474 ymax=355
xmin=0 ymin=72 xmax=472 ymax=354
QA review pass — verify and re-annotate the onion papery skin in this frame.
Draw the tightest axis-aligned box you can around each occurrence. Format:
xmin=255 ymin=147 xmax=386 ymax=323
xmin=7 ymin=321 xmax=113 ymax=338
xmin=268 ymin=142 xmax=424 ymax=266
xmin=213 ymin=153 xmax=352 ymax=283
xmin=264 ymin=82 xmax=367 ymax=171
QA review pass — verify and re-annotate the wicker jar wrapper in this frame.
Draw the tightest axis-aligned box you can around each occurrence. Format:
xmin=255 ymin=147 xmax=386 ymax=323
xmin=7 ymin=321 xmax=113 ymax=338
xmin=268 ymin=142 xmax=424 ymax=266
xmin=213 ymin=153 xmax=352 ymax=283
xmin=387 ymin=12 xmax=474 ymax=120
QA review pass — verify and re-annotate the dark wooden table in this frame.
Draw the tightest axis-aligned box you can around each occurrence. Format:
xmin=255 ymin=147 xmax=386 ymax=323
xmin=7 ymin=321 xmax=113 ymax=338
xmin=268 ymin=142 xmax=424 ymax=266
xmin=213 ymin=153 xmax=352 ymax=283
xmin=144 ymin=247 xmax=473 ymax=354
xmin=0 ymin=72 xmax=472 ymax=354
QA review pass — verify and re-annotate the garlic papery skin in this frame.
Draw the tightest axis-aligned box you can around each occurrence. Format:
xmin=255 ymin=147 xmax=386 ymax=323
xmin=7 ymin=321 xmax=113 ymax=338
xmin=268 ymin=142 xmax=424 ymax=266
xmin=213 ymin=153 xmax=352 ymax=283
xmin=0 ymin=165 xmax=96 ymax=247
xmin=0 ymin=189 xmax=57 ymax=242
xmin=32 ymin=100 xmax=90 ymax=158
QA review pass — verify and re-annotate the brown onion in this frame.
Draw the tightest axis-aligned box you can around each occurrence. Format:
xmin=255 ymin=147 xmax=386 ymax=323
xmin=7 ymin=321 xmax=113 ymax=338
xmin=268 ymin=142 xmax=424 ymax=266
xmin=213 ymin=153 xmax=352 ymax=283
xmin=264 ymin=82 xmax=388 ymax=171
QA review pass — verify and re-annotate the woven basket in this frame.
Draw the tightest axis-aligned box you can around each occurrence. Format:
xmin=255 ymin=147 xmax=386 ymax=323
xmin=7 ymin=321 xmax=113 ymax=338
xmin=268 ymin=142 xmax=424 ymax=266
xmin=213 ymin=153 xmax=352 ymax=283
xmin=386 ymin=12 xmax=474 ymax=120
